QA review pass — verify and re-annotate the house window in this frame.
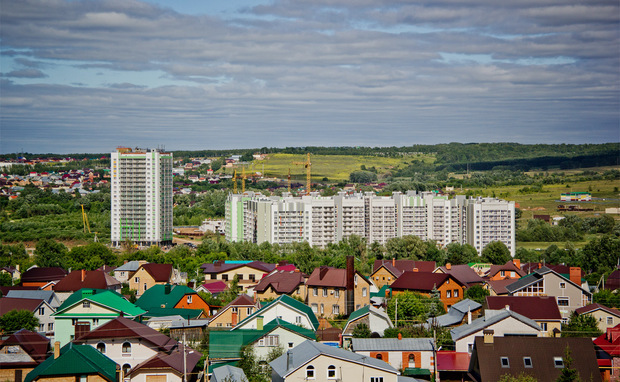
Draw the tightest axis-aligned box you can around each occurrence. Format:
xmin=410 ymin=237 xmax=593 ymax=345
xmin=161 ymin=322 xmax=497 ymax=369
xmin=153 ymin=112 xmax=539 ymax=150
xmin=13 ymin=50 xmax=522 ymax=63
xmin=134 ymin=277 xmax=139 ymax=283
xmin=320 ymin=304 xmax=324 ymax=315
xmin=540 ymin=322 xmax=548 ymax=332
xmin=39 ymin=307 xmax=45 ymax=315
xmin=259 ymin=335 xmax=279 ymax=347
xmin=313 ymin=288 xmax=318 ymax=296
xmin=232 ymin=307 xmax=238 ymax=313
xmin=247 ymin=307 xmax=253 ymax=315
xmin=362 ymin=288 xmax=367 ymax=297
xmin=187 ymin=295 xmax=193 ymax=304
xmin=608 ymin=317 xmax=614 ymax=325
xmin=335 ymin=289 xmax=340 ymax=298
xmin=306 ymin=365 xmax=315 ymax=379
xmin=332 ymin=305 xmax=340 ymax=315
xmin=249 ymin=274 xmax=255 ymax=282
xmin=327 ymin=365 xmax=337 ymax=379
xmin=453 ymin=289 xmax=459 ymax=298
xmin=93 ymin=319 xmax=99 ymax=326
xmin=500 ymin=357 xmax=509 ymax=368
xmin=122 ymin=364 xmax=131 ymax=377
xmin=296 ymin=316 xmax=302 ymax=324
xmin=143 ymin=283 xmax=147 ymax=291
xmin=222 ymin=274 xmax=228 ymax=281
xmin=97 ymin=343 xmax=106 ymax=353
xmin=554 ymin=357 xmax=564 ymax=368
xmin=210 ymin=274 xmax=217 ymax=280
xmin=446 ymin=290 xmax=452 ymax=298
xmin=311 ymin=304 xmax=318 ymax=313
xmin=122 ymin=342 xmax=131 ymax=355
xmin=500 ymin=271 xmax=505 ymax=277
xmin=323 ymin=288 xmax=328 ymax=297
xmin=376 ymin=354 xmax=383 ymax=360
xmin=288 ymin=342 xmax=294 ymax=348
xmin=39 ymin=324 xmax=44 ymax=332
xmin=217 ymin=323 xmax=222 ymax=327
xmin=468 ymin=343 xmax=474 ymax=353
xmin=83 ymin=301 xmax=90 ymax=308
xmin=560 ymin=282 xmax=566 ymax=289
xmin=370 ymin=378 xmax=384 ymax=382
xmin=48 ymin=323 xmax=53 ymax=331
xmin=524 ymin=357 xmax=533 ymax=368
xmin=511 ymin=271 xmax=515 ymax=277
xmin=557 ymin=297 xmax=569 ymax=306
xmin=238 ymin=274 xmax=243 ymax=280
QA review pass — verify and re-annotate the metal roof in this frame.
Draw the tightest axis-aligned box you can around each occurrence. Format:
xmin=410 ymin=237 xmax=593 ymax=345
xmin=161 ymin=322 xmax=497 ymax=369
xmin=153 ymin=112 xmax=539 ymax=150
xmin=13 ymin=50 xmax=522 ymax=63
xmin=351 ymin=338 xmax=434 ymax=352
xmin=450 ymin=309 xmax=541 ymax=341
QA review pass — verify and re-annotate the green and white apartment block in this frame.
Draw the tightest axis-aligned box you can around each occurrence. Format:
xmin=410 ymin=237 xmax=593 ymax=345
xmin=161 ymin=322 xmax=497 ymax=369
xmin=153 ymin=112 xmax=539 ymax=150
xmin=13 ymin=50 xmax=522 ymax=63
xmin=226 ymin=191 xmax=515 ymax=256
xmin=111 ymin=147 xmax=173 ymax=247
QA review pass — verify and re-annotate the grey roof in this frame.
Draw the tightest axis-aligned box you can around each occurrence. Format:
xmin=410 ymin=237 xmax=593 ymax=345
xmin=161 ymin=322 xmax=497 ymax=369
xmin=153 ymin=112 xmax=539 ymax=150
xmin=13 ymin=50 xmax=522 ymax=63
xmin=428 ymin=299 xmax=481 ymax=327
xmin=114 ymin=261 xmax=144 ymax=272
xmin=450 ymin=309 xmax=541 ymax=341
xmin=212 ymin=365 xmax=248 ymax=382
xmin=451 ymin=299 xmax=482 ymax=314
xmin=6 ymin=290 xmax=61 ymax=308
xmin=351 ymin=338 xmax=434 ymax=352
xmin=270 ymin=340 xmax=398 ymax=378
xmin=506 ymin=266 xmax=591 ymax=296
xmin=170 ymin=319 xmax=210 ymax=329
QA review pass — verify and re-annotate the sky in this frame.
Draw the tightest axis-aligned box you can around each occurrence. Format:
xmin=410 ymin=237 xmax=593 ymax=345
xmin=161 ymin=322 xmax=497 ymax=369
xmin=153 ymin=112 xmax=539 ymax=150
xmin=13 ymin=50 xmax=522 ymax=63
xmin=1 ymin=0 xmax=619 ymax=154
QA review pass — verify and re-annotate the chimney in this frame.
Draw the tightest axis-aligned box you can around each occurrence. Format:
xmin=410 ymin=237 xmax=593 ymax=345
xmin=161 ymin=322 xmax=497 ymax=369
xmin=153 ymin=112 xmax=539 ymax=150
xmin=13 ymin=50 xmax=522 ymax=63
xmin=446 ymin=263 xmax=451 ymax=270
xmin=505 ymin=304 xmax=510 ymax=311
xmin=413 ymin=268 xmax=419 ymax=272
xmin=346 ymin=256 xmax=355 ymax=316
xmin=398 ymin=333 xmax=402 ymax=340
xmin=483 ymin=329 xmax=494 ymax=344
xmin=467 ymin=307 xmax=472 ymax=325
xmin=231 ymin=312 xmax=238 ymax=327
xmin=124 ymin=260 xmax=128 ymax=265
xmin=81 ymin=269 xmax=86 ymax=282
xmin=54 ymin=341 xmax=60 ymax=359
xmin=392 ymin=258 xmax=396 ymax=267
xmin=257 ymin=316 xmax=263 ymax=331
xmin=569 ymin=267 xmax=581 ymax=286
xmin=286 ymin=350 xmax=293 ymax=371
xmin=513 ymin=258 xmax=521 ymax=269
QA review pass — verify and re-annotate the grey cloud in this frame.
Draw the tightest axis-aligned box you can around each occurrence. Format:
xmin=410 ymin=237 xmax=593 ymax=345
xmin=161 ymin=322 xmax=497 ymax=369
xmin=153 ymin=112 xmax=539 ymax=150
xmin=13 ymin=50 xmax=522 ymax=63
xmin=3 ymin=69 xmax=48 ymax=78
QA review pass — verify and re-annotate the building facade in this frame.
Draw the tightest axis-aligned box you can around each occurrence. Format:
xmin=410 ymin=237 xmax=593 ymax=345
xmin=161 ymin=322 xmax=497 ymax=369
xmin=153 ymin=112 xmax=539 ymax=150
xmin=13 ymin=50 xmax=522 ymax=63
xmin=111 ymin=147 xmax=173 ymax=247
xmin=226 ymin=191 xmax=515 ymax=256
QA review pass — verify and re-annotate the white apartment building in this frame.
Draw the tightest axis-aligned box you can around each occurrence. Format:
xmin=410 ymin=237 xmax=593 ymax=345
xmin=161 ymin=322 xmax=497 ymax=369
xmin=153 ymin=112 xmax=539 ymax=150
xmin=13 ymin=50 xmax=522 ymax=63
xmin=111 ymin=147 xmax=173 ymax=247
xmin=226 ymin=191 xmax=515 ymax=256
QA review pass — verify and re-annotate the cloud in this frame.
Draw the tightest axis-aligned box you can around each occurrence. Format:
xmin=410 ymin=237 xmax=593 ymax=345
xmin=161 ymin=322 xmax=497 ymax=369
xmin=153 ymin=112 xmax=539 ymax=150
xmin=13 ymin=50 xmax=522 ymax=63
xmin=2 ymin=69 xmax=48 ymax=78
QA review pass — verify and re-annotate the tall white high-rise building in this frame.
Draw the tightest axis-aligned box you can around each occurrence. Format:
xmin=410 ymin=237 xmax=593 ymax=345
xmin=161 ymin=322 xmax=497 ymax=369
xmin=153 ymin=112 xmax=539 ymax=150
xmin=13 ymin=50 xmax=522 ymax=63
xmin=111 ymin=147 xmax=173 ymax=247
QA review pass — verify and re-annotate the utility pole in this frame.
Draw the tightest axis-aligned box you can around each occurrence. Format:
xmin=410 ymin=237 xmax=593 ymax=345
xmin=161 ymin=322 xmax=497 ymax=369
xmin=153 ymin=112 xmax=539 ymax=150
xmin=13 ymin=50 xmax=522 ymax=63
xmin=433 ymin=328 xmax=439 ymax=382
xmin=183 ymin=331 xmax=187 ymax=382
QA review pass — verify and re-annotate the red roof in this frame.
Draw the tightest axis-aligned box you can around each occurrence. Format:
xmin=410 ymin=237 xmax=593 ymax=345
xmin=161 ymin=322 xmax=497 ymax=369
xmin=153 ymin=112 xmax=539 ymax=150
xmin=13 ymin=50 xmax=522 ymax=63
xmin=0 ymin=297 xmax=44 ymax=315
xmin=254 ymin=270 xmax=305 ymax=294
xmin=0 ymin=329 xmax=50 ymax=364
xmin=436 ymin=351 xmax=471 ymax=371
xmin=485 ymin=279 xmax=516 ymax=295
xmin=201 ymin=280 xmax=228 ymax=294
xmin=54 ymin=270 xmax=119 ymax=292
xmin=141 ymin=263 xmax=173 ymax=282
xmin=486 ymin=296 xmax=562 ymax=321
xmin=486 ymin=261 xmax=526 ymax=279
xmin=391 ymin=271 xmax=463 ymax=292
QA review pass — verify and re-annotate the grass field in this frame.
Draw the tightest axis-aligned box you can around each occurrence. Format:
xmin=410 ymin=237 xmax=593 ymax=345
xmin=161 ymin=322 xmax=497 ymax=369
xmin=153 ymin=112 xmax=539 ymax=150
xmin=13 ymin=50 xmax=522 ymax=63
xmin=255 ymin=153 xmax=435 ymax=182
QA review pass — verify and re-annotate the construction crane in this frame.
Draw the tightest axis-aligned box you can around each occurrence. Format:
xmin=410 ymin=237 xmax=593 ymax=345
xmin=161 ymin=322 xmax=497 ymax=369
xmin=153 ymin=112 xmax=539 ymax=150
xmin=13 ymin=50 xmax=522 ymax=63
xmin=241 ymin=166 xmax=246 ymax=194
xmin=287 ymin=168 xmax=291 ymax=193
xmin=233 ymin=170 xmax=238 ymax=194
xmin=292 ymin=153 xmax=312 ymax=195
xmin=80 ymin=204 xmax=91 ymax=233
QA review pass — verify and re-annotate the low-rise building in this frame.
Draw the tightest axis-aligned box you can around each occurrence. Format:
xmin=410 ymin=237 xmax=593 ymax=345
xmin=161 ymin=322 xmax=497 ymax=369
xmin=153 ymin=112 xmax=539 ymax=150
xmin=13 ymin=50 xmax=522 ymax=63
xmin=342 ymin=306 xmax=393 ymax=349
xmin=0 ymin=329 xmax=50 ymax=382
xmin=576 ymin=303 xmax=620 ymax=333
xmin=486 ymin=295 xmax=563 ymax=337
xmin=306 ymin=265 xmax=371 ymax=318
xmin=391 ymin=271 xmax=466 ymax=311
xmin=351 ymin=337 xmax=434 ymax=375
xmin=207 ymin=294 xmax=258 ymax=329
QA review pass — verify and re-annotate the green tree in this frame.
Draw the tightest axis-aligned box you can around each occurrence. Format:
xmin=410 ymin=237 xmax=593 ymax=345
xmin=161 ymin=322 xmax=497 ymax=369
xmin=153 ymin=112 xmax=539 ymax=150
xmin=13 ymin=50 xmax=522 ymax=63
xmin=219 ymin=274 xmax=241 ymax=305
xmin=352 ymin=323 xmax=372 ymax=338
xmin=464 ymin=285 xmax=490 ymax=305
xmin=0 ymin=272 xmax=13 ymax=286
xmin=498 ymin=373 xmax=538 ymax=382
xmin=34 ymin=239 xmax=68 ymax=268
xmin=445 ymin=243 xmax=479 ymax=265
xmin=386 ymin=235 xmax=426 ymax=260
xmin=593 ymin=289 xmax=620 ymax=308
xmin=556 ymin=346 xmax=579 ymax=382
xmin=387 ymin=291 xmax=444 ymax=324
xmin=561 ymin=312 xmax=602 ymax=337
xmin=349 ymin=170 xmax=378 ymax=183
xmin=0 ymin=310 xmax=39 ymax=333
xmin=481 ymin=241 xmax=511 ymax=265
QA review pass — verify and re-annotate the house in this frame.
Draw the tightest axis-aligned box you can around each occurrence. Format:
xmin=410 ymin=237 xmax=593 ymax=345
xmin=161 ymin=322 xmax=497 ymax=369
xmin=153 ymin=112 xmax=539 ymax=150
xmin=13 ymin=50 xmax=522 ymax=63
xmin=576 ymin=303 xmax=620 ymax=333
xmin=486 ymin=296 xmax=563 ymax=337
xmin=0 ymin=265 xmax=21 ymax=282
xmin=129 ymin=263 xmax=177 ymax=296
xmin=112 ymin=260 xmax=148 ymax=284
xmin=306 ymin=260 xmax=371 ymax=318
xmin=169 ymin=318 xmax=209 ymax=342
xmin=5 ymin=289 xmax=62 ymax=309
xmin=195 ymin=280 xmax=228 ymax=297
xmin=370 ymin=259 xmax=436 ymax=289
xmin=52 ymin=288 xmax=146 ymax=346
xmin=485 ymin=279 xmax=516 ymax=296
xmin=351 ymin=337 xmax=434 ymax=376
xmin=468 ymin=336 xmax=600 ymax=382
xmin=53 ymin=269 xmax=121 ymax=301
xmin=234 ymin=294 xmax=320 ymax=331
xmin=253 ymin=270 xmax=307 ymax=301
xmin=210 ymin=317 xmax=316 ymax=361
xmin=391 ymin=271 xmax=466 ymax=311
xmin=593 ymin=324 xmax=620 ymax=381
xmin=24 ymin=342 xmax=118 ymax=382
xmin=341 ymin=306 xmax=393 ymax=349
xmin=506 ymin=266 xmax=591 ymax=321
xmin=428 ymin=298 xmax=482 ymax=328
xmin=270 ymin=340 xmax=401 ymax=382
xmin=126 ymin=345 xmax=201 ymax=382
xmin=434 ymin=263 xmax=485 ymax=287
xmin=207 ymin=294 xmax=259 ymax=329
xmin=0 ymin=329 xmax=50 ymax=382
xmin=436 ymin=351 xmax=471 ymax=382
xmin=485 ymin=259 xmax=526 ymax=280
xmin=20 ymin=267 xmax=67 ymax=289
xmin=604 ymin=267 xmax=620 ymax=291
xmin=200 ymin=260 xmax=278 ymax=291
xmin=136 ymin=284 xmax=213 ymax=316
xmin=450 ymin=309 xmax=542 ymax=353
xmin=0 ymin=297 xmax=56 ymax=338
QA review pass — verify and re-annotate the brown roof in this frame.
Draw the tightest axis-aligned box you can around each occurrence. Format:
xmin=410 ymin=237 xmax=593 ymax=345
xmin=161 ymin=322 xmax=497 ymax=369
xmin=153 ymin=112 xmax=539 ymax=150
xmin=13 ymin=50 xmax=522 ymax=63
xmin=470 ymin=336 xmax=600 ymax=382
xmin=200 ymin=260 xmax=276 ymax=275
xmin=486 ymin=296 xmax=562 ymax=321
xmin=372 ymin=259 xmax=436 ymax=277
xmin=0 ymin=329 xmax=50 ymax=364
xmin=21 ymin=267 xmax=67 ymax=283
xmin=128 ymin=346 xmax=201 ymax=376
xmin=0 ymin=297 xmax=44 ymax=315
xmin=306 ymin=266 xmax=368 ymax=288
xmin=141 ymin=263 xmax=173 ymax=282
xmin=74 ymin=316 xmax=178 ymax=352
xmin=575 ymin=303 xmax=620 ymax=317
xmin=435 ymin=264 xmax=484 ymax=286
xmin=485 ymin=278 xmax=520 ymax=295
xmin=486 ymin=261 xmax=526 ymax=279
xmin=254 ymin=270 xmax=305 ymax=294
xmin=54 ymin=270 xmax=119 ymax=292
xmin=391 ymin=271 xmax=463 ymax=292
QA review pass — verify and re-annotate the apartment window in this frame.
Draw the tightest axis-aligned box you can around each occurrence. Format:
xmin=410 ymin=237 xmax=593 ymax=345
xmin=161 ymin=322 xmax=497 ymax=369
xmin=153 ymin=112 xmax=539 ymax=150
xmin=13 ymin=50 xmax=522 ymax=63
xmin=306 ymin=365 xmax=315 ymax=379
xmin=311 ymin=304 xmax=318 ymax=313
xmin=97 ymin=343 xmax=106 ymax=354
xmin=523 ymin=357 xmax=533 ymax=368
xmin=557 ymin=297 xmax=569 ymax=306
xmin=313 ymin=288 xmax=318 ymax=296
xmin=83 ymin=301 xmax=90 ymax=308
xmin=323 ymin=288 xmax=328 ymax=297
xmin=362 ymin=288 xmax=367 ymax=297
xmin=500 ymin=357 xmax=509 ymax=368
xmin=327 ymin=365 xmax=337 ymax=379
xmin=554 ymin=357 xmax=564 ymax=368
xmin=446 ymin=290 xmax=452 ymax=298
xmin=560 ymin=282 xmax=566 ymax=289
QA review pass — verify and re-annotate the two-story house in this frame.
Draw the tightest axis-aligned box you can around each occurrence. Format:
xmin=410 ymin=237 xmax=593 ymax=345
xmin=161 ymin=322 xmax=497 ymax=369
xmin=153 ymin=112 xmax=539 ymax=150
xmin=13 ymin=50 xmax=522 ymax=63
xmin=252 ymin=270 xmax=307 ymax=301
xmin=391 ymin=271 xmax=466 ymax=311
xmin=575 ymin=303 xmax=620 ymax=333
xmin=200 ymin=260 xmax=278 ymax=291
xmin=486 ymin=296 xmax=563 ymax=337
xmin=306 ymin=265 xmax=371 ymax=319
xmin=136 ymin=283 xmax=213 ymax=315
xmin=0 ymin=297 xmax=56 ymax=339
xmin=0 ymin=329 xmax=50 ymax=382
xmin=234 ymin=294 xmax=319 ymax=332
xmin=370 ymin=259 xmax=436 ymax=289
xmin=485 ymin=259 xmax=526 ymax=280
xmin=129 ymin=263 xmax=176 ymax=297
xmin=208 ymin=294 xmax=259 ymax=329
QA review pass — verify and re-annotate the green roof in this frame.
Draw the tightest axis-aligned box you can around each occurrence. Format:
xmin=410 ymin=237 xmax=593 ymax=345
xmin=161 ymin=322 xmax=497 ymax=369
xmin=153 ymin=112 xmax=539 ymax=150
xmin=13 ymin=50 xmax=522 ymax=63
xmin=347 ymin=305 xmax=371 ymax=322
xmin=25 ymin=344 xmax=117 ymax=382
xmin=403 ymin=368 xmax=431 ymax=376
xmin=209 ymin=318 xmax=315 ymax=359
xmin=236 ymin=295 xmax=319 ymax=331
xmin=136 ymin=284 xmax=196 ymax=310
xmin=54 ymin=289 xmax=145 ymax=318
xmin=370 ymin=285 xmax=391 ymax=298
xmin=142 ymin=307 xmax=204 ymax=319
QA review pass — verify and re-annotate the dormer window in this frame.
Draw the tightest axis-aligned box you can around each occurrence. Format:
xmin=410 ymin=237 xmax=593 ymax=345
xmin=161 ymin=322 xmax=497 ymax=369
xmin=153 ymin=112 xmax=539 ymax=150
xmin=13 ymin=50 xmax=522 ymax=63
xmin=523 ymin=357 xmax=532 ymax=368
xmin=500 ymin=357 xmax=509 ymax=368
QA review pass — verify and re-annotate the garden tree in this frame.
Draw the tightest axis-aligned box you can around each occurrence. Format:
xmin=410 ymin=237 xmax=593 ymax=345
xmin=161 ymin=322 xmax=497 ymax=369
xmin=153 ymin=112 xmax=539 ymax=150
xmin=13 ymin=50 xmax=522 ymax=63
xmin=556 ymin=347 xmax=579 ymax=382
xmin=218 ymin=275 xmax=241 ymax=305
xmin=352 ymin=323 xmax=372 ymax=338
xmin=198 ymin=291 xmax=224 ymax=308
xmin=0 ymin=272 xmax=13 ymax=286
xmin=445 ymin=243 xmax=479 ymax=265
xmin=67 ymin=242 xmax=118 ymax=271
xmin=464 ymin=285 xmax=490 ymax=305
xmin=34 ymin=238 xmax=68 ymax=268
xmin=349 ymin=170 xmax=378 ymax=183
xmin=240 ymin=152 xmax=254 ymax=162
xmin=0 ymin=243 xmax=29 ymax=268
xmin=0 ymin=310 xmax=39 ymax=333
xmin=593 ymin=289 xmax=620 ymax=308
xmin=498 ymin=373 xmax=538 ymax=382
xmin=424 ymin=241 xmax=445 ymax=264
xmin=237 ymin=345 xmax=267 ymax=382
xmin=514 ymin=247 xmax=539 ymax=263
xmin=369 ymin=241 xmax=385 ymax=260
xmin=582 ymin=235 xmax=620 ymax=274
xmin=561 ymin=312 xmax=602 ymax=337
xmin=481 ymin=241 xmax=512 ymax=265
xmin=387 ymin=291 xmax=445 ymax=324
xmin=385 ymin=235 xmax=426 ymax=260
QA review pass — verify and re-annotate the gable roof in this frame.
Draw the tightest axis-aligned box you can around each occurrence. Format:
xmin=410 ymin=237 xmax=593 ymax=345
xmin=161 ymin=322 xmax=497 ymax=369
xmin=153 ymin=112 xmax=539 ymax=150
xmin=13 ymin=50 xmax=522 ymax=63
xmin=54 ymin=288 xmax=145 ymax=317
xmin=234 ymin=294 xmax=319 ymax=331
xmin=212 ymin=365 xmax=247 ymax=382
xmin=201 ymin=260 xmax=276 ymax=275
xmin=200 ymin=280 xmax=228 ymax=294
xmin=21 ymin=267 xmax=67 ymax=283
xmin=53 ymin=270 xmax=120 ymax=292
xmin=486 ymin=261 xmax=526 ymax=278
xmin=391 ymin=271 xmax=464 ymax=292
xmin=208 ymin=294 xmax=256 ymax=323
xmin=306 ymin=267 xmax=347 ymax=287
xmin=114 ymin=260 xmax=146 ymax=272
xmin=343 ymin=305 xmax=393 ymax=334
xmin=486 ymin=296 xmax=562 ymax=321
xmin=450 ymin=309 xmax=541 ymax=341
xmin=485 ymin=279 xmax=516 ymax=295
xmin=594 ymin=324 xmax=620 ymax=357
xmin=506 ymin=266 xmax=591 ymax=296
xmin=136 ymin=284 xmax=201 ymax=310
xmin=73 ymin=316 xmax=178 ymax=352
xmin=372 ymin=260 xmax=436 ymax=277
xmin=127 ymin=345 xmax=202 ymax=377
xmin=270 ymin=340 xmax=397 ymax=378
xmin=0 ymin=329 xmax=50 ymax=364
xmin=435 ymin=264 xmax=485 ymax=286
xmin=430 ymin=299 xmax=482 ymax=327
xmin=575 ymin=303 xmax=620 ymax=317
xmin=5 ymin=289 xmax=60 ymax=307
xmin=253 ymin=270 xmax=305 ymax=294
xmin=140 ymin=263 xmax=173 ymax=282
xmin=0 ymin=297 xmax=45 ymax=315
xmin=351 ymin=337 xmax=433 ymax=352
xmin=24 ymin=343 xmax=117 ymax=382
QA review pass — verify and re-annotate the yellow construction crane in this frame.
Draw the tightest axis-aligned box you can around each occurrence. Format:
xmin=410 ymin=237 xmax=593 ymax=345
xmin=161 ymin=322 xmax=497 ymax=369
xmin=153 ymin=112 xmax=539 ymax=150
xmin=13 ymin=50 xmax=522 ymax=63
xmin=81 ymin=204 xmax=91 ymax=233
xmin=287 ymin=168 xmax=291 ymax=193
xmin=241 ymin=166 xmax=246 ymax=194
xmin=292 ymin=153 xmax=311 ymax=195
xmin=233 ymin=170 xmax=238 ymax=194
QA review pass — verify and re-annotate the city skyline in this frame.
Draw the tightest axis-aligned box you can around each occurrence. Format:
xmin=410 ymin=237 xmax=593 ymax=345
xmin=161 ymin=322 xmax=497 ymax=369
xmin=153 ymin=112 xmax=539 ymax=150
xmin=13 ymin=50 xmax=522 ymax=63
xmin=1 ymin=0 xmax=619 ymax=154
